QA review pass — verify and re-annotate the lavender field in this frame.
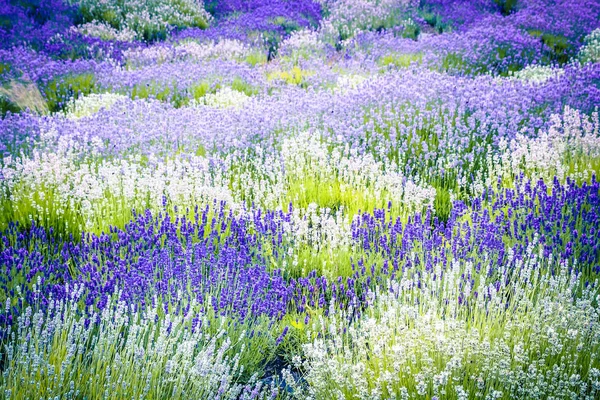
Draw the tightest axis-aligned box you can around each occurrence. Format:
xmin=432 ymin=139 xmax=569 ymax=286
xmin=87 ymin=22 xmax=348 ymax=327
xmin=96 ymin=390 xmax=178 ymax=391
xmin=0 ymin=0 xmax=599 ymax=398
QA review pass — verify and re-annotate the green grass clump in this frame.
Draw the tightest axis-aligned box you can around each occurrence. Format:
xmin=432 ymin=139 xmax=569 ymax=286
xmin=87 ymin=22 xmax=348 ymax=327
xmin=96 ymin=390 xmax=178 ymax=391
xmin=494 ymin=0 xmax=518 ymax=16
xmin=130 ymin=81 xmax=189 ymax=107
xmin=528 ymin=30 xmax=574 ymax=65
xmin=0 ymin=95 xmax=21 ymax=116
xmin=231 ymin=77 xmax=259 ymax=96
xmin=126 ymin=78 xmax=256 ymax=107
xmin=420 ymin=9 xmax=449 ymax=33
xmin=188 ymin=81 xmax=214 ymax=101
xmin=0 ymin=62 xmax=11 ymax=76
xmin=284 ymin=176 xmax=372 ymax=215
xmin=399 ymin=18 xmax=421 ymax=40
xmin=441 ymin=52 xmax=467 ymax=73
xmin=245 ymin=52 xmax=268 ymax=66
xmin=540 ymin=33 xmax=572 ymax=64
xmin=43 ymin=73 xmax=97 ymax=112
xmin=267 ymin=66 xmax=314 ymax=86
xmin=379 ymin=52 xmax=423 ymax=69
xmin=432 ymin=185 xmax=452 ymax=223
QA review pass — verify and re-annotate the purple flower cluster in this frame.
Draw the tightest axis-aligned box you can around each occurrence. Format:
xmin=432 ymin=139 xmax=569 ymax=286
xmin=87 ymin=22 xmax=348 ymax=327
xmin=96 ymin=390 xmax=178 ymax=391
xmin=1 ymin=177 xmax=597 ymax=327
xmin=414 ymin=0 xmax=600 ymax=73
xmin=423 ymin=0 xmax=600 ymax=44
xmin=349 ymin=176 xmax=600 ymax=278
xmin=0 ymin=47 xmax=105 ymax=83
xmin=3 ymin=60 xmax=598 ymax=162
xmin=0 ymin=203 xmax=293 ymax=323
xmin=0 ymin=0 xmax=76 ymax=50
xmin=0 ymin=110 xmax=44 ymax=157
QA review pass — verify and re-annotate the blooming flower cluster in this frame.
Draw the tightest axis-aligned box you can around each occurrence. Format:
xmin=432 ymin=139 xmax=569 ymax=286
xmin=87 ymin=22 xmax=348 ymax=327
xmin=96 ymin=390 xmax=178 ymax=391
xmin=65 ymin=92 xmax=130 ymax=118
xmin=293 ymin=265 xmax=600 ymax=399
xmin=3 ymin=286 xmax=278 ymax=399
xmin=579 ymin=28 xmax=600 ymax=64
xmin=72 ymin=21 xmax=139 ymax=42
xmin=1 ymin=0 xmax=600 ymax=398
xmin=319 ymin=0 xmax=418 ymax=41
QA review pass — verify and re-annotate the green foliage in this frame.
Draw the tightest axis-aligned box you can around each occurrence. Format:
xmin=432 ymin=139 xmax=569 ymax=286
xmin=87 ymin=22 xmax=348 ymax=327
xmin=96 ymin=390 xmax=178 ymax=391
xmin=203 ymin=0 xmax=218 ymax=16
xmin=441 ymin=52 xmax=466 ymax=72
xmin=529 ymin=30 xmax=574 ymax=65
xmin=267 ymin=66 xmax=314 ymax=87
xmin=494 ymin=0 xmax=518 ymax=16
xmin=245 ymin=51 xmax=268 ymax=66
xmin=399 ymin=19 xmax=421 ymax=39
xmin=0 ymin=95 xmax=21 ymax=117
xmin=420 ymin=9 xmax=449 ymax=33
xmin=231 ymin=77 xmax=258 ymax=96
xmin=432 ymin=183 xmax=452 ymax=223
xmin=272 ymin=16 xmax=300 ymax=36
xmin=284 ymin=175 xmax=373 ymax=216
xmin=43 ymin=73 xmax=97 ymax=112
xmin=379 ymin=52 xmax=423 ymax=69
xmin=0 ymin=15 xmax=13 ymax=30
xmin=541 ymin=33 xmax=573 ymax=65
xmin=188 ymin=81 xmax=214 ymax=101
xmin=130 ymin=82 xmax=187 ymax=107
xmin=195 ymin=144 xmax=207 ymax=157
xmin=260 ymin=30 xmax=286 ymax=60
xmin=0 ymin=62 xmax=10 ymax=76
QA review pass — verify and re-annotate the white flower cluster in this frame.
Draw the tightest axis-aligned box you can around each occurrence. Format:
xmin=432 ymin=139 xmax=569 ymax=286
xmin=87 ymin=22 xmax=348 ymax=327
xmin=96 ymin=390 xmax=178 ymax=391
xmin=3 ymin=288 xmax=275 ymax=399
xmin=334 ymin=74 xmax=367 ymax=93
xmin=178 ymin=39 xmax=253 ymax=61
xmin=71 ymin=21 xmax=138 ymax=42
xmin=123 ymin=45 xmax=180 ymax=68
xmin=286 ymin=202 xmax=351 ymax=251
xmin=278 ymin=29 xmax=326 ymax=63
xmin=579 ymin=28 xmax=600 ymax=64
xmin=123 ymin=39 xmax=257 ymax=69
xmin=280 ymin=131 xmax=436 ymax=215
xmin=1 ymin=125 xmax=439 ymax=240
xmin=1 ymin=145 xmax=233 ymax=232
xmin=290 ymin=250 xmax=600 ymax=399
xmin=67 ymin=0 xmax=212 ymax=40
xmin=65 ymin=93 xmax=130 ymax=119
xmin=319 ymin=0 xmax=417 ymax=40
xmin=509 ymin=64 xmax=564 ymax=84
xmin=201 ymin=87 xmax=251 ymax=109
xmin=489 ymin=106 xmax=600 ymax=184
